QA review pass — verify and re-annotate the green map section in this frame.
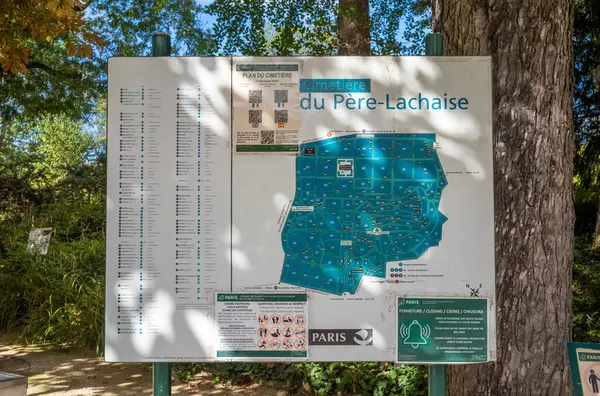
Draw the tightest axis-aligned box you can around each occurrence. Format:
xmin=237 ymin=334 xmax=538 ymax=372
xmin=280 ymin=133 xmax=447 ymax=295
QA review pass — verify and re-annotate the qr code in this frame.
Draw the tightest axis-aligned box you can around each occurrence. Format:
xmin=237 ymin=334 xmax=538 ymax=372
xmin=274 ymin=110 xmax=288 ymax=124
xmin=261 ymin=130 xmax=275 ymax=144
xmin=274 ymin=90 xmax=288 ymax=103
xmin=249 ymin=90 xmax=262 ymax=104
xmin=248 ymin=110 xmax=262 ymax=124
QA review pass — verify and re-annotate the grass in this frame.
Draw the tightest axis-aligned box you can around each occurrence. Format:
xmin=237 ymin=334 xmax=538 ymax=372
xmin=0 ymin=202 xmax=105 ymax=352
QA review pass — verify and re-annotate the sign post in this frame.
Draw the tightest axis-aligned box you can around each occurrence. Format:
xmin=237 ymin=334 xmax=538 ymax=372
xmin=428 ymin=365 xmax=446 ymax=396
xmin=151 ymin=31 xmax=172 ymax=396
xmin=424 ymin=32 xmax=446 ymax=396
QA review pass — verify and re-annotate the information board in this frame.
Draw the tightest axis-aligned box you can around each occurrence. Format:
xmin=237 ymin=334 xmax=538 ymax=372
xmin=106 ymin=56 xmax=495 ymax=362
xmin=397 ymin=297 xmax=488 ymax=363
xmin=215 ymin=293 xmax=308 ymax=359
xmin=567 ymin=342 xmax=600 ymax=396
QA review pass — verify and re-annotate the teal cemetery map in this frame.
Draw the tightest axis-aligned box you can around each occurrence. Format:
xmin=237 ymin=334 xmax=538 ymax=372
xmin=280 ymin=133 xmax=448 ymax=295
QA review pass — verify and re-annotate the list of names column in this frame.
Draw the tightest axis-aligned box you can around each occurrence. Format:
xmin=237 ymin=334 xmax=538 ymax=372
xmin=106 ymin=57 xmax=232 ymax=362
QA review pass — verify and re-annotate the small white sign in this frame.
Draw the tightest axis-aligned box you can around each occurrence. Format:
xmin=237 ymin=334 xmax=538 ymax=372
xmin=27 ymin=228 xmax=52 ymax=255
xmin=291 ymin=206 xmax=314 ymax=212
xmin=232 ymin=61 xmax=301 ymax=154
xmin=215 ymin=293 xmax=308 ymax=360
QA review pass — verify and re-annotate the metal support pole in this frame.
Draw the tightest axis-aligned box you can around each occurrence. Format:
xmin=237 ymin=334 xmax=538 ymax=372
xmin=153 ymin=362 xmax=172 ymax=396
xmin=424 ymin=32 xmax=446 ymax=396
xmin=151 ymin=31 xmax=172 ymax=396
xmin=152 ymin=32 xmax=172 ymax=57
xmin=425 ymin=33 xmax=444 ymax=57
xmin=428 ymin=365 xmax=447 ymax=396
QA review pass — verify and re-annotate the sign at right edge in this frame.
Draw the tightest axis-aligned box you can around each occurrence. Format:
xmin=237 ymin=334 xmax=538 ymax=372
xmin=567 ymin=342 xmax=600 ymax=396
xmin=397 ymin=297 xmax=490 ymax=363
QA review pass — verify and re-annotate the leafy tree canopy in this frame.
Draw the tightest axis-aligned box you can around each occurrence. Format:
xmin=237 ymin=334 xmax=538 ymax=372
xmin=574 ymin=0 xmax=600 ymax=190
xmin=0 ymin=0 xmax=214 ymax=125
xmin=0 ymin=0 xmax=103 ymax=74
xmin=207 ymin=0 xmax=429 ymax=56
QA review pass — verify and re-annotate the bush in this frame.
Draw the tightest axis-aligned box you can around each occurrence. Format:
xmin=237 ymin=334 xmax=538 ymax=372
xmin=573 ymin=235 xmax=600 ymax=342
xmin=0 ymin=202 xmax=105 ymax=351
xmin=174 ymin=362 xmax=427 ymax=396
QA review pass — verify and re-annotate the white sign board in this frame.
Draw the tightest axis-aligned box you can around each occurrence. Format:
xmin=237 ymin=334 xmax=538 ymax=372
xmin=106 ymin=56 xmax=495 ymax=363
xmin=27 ymin=228 xmax=52 ymax=255
xmin=232 ymin=62 xmax=301 ymax=153
xmin=215 ymin=293 xmax=308 ymax=359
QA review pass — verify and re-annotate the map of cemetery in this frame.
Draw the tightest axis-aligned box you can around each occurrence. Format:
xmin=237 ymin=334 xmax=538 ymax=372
xmin=280 ymin=133 xmax=448 ymax=295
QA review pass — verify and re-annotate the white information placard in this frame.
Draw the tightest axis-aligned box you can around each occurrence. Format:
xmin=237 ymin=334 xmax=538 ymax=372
xmin=232 ymin=61 xmax=301 ymax=154
xmin=106 ymin=56 xmax=495 ymax=363
xmin=215 ymin=293 xmax=308 ymax=360
xmin=27 ymin=227 xmax=52 ymax=255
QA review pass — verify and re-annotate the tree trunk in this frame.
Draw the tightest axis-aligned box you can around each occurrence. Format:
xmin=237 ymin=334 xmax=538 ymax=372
xmin=338 ymin=0 xmax=370 ymax=55
xmin=434 ymin=1 xmax=576 ymax=395
xmin=431 ymin=0 xmax=443 ymax=34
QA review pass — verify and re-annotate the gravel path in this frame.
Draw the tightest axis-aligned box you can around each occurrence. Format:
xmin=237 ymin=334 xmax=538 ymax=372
xmin=0 ymin=337 xmax=289 ymax=396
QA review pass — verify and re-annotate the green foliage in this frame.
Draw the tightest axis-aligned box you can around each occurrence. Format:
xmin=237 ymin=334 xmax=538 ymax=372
xmin=573 ymin=0 xmax=600 ymax=145
xmin=0 ymin=116 xmax=104 ymax=353
xmin=371 ymin=0 xmax=429 ymax=55
xmin=36 ymin=114 xmax=96 ymax=183
xmin=89 ymin=0 xmax=215 ymax=57
xmin=0 ymin=0 xmax=215 ymax=133
xmin=575 ymin=178 xmax=598 ymax=234
xmin=208 ymin=0 xmax=428 ymax=56
xmin=0 ymin=40 xmax=103 ymax=123
xmin=0 ymin=114 xmax=104 ymax=221
xmin=208 ymin=0 xmax=338 ymax=56
xmin=573 ymin=236 xmax=600 ymax=342
xmin=175 ymin=361 xmax=426 ymax=395
xmin=0 ymin=201 xmax=105 ymax=352
xmin=573 ymin=0 xmax=600 ymax=224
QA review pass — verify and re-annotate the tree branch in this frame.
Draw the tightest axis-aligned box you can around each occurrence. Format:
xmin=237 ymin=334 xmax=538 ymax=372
xmin=26 ymin=61 xmax=83 ymax=80
xmin=575 ymin=111 xmax=600 ymax=119
xmin=431 ymin=0 xmax=443 ymax=34
xmin=74 ymin=0 xmax=98 ymax=12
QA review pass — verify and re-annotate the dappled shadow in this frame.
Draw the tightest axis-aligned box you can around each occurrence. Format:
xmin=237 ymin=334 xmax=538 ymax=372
xmin=104 ymin=55 xmax=494 ymax=363
xmin=0 ymin=337 xmax=289 ymax=395
xmin=231 ymin=56 xmax=495 ymax=361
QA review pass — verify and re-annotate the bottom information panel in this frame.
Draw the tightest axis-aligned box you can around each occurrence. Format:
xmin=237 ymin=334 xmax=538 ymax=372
xmin=215 ymin=293 xmax=308 ymax=360
xmin=397 ymin=297 xmax=489 ymax=364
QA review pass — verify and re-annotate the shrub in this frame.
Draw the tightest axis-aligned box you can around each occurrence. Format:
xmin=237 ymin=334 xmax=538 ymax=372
xmin=0 ymin=202 xmax=105 ymax=351
xmin=174 ymin=362 xmax=427 ymax=396
xmin=573 ymin=235 xmax=600 ymax=342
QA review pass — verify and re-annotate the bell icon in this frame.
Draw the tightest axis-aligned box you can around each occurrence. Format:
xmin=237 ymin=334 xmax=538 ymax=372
xmin=402 ymin=320 xmax=430 ymax=349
